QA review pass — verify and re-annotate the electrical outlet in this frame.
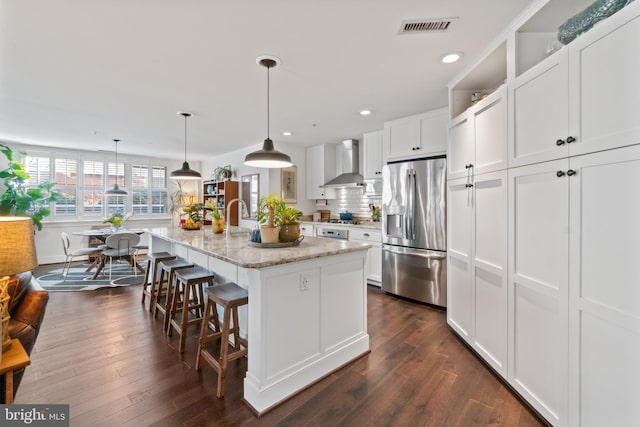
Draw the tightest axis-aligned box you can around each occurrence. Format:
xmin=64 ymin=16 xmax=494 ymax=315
xmin=300 ymin=274 xmax=309 ymax=291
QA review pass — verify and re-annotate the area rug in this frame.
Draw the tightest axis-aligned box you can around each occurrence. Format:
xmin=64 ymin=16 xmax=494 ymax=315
xmin=36 ymin=262 xmax=146 ymax=291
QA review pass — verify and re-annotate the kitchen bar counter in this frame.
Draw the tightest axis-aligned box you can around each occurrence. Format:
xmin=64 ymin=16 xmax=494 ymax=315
xmin=145 ymin=226 xmax=370 ymax=268
xmin=146 ymin=226 xmax=370 ymax=415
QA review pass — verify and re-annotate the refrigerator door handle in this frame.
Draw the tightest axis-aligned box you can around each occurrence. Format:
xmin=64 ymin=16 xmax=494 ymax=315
xmin=405 ymin=169 xmax=416 ymax=240
xmin=382 ymin=245 xmax=446 ymax=260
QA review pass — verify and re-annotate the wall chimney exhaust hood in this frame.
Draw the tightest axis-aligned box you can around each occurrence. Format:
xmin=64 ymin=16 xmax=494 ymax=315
xmin=321 ymin=139 xmax=364 ymax=188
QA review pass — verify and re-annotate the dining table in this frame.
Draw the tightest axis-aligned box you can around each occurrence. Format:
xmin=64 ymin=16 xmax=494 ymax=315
xmin=72 ymin=228 xmax=146 ymax=279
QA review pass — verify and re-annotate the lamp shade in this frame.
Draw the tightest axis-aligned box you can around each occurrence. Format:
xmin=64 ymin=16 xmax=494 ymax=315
xmin=0 ymin=217 xmax=38 ymax=276
xmin=244 ymin=138 xmax=292 ymax=168
xmin=105 ymin=183 xmax=128 ymax=195
xmin=170 ymin=162 xmax=202 ymax=180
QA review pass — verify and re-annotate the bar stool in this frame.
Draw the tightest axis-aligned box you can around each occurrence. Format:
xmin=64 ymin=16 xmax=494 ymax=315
xmin=140 ymin=251 xmax=176 ymax=312
xmin=195 ymin=282 xmax=248 ymax=398
xmin=168 ymin=267 xmax=214 ymax=353
xmin=154 ymin=258 xmax=194 ymax=330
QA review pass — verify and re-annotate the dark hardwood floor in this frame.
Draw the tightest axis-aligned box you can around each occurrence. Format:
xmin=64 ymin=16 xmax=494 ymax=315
xmin=19 ymin=263 xmax=545 ymax=426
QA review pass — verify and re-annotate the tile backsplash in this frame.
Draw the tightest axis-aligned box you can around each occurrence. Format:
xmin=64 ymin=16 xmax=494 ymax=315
xmin=316 ymin=188 xmax=381 ymax=219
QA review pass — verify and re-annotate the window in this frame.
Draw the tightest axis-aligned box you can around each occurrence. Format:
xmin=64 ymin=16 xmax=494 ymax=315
xmin=83 ymin=160 xmax=104 ymax=215
xmin=54 ymin=159 xmax=77 ymax=215
xmin=18 ymin=148 xmax=171 ymax=221
xmin=152 ymin=167 xmax=168 ymax=214
xmin=25 ymin=156 xmax=50 ymax=186
xmin=131 ymin=165 xmax=149 ymax=214
xmin=106 ymin=161 xmax=126 ymax=216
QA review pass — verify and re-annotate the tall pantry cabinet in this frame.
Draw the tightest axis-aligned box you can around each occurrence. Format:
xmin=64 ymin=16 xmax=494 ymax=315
xmin=447 ymin=1 xmax=640 ymax=426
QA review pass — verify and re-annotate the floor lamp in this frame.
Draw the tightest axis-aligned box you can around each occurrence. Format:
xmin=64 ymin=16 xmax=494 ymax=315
xmin=0 ymin=217 xmax=38 ymax=354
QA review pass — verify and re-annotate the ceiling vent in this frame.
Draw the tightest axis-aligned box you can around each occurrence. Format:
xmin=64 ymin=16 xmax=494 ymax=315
xmin=399 ymin=18 xmax=456 ymax=34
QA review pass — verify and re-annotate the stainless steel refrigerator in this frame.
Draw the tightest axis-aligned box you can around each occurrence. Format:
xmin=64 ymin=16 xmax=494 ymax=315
xmin=381 ymin=156 xmax=447 ymax=307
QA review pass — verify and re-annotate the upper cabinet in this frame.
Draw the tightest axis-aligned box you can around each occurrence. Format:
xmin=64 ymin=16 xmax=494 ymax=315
xmin=305 ymin=143 xmax=336 ymax=199
xmin=362 ymin=130 xmax=383 ymax=179
xmin=511 ymin=0 xmax=640 ymax=168
xmin=510 ymin=49 xmax=570 ymax=167
xmin=383 ymin=108 xmax=447 ymax=162
xmin=448 ymin=85 xmax=508 ymax=179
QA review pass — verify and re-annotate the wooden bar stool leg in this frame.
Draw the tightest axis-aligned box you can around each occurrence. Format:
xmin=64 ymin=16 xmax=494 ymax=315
xmin=141 ymin=258 xmax=152 ymax=305
xmin=232 ymin=306 xmax=241 ymax=351
xmin=165 ymin=272 xmax=180 ymax=333
xmin=217 ymin=305 xmax=232 ymax=398
xmin=178 ymin=282 xmax=192 ymax=353
xmin=153 ymin=268 xmax=167 ymax=319
xmin=196 ymin=298 xmax=213 ymax=370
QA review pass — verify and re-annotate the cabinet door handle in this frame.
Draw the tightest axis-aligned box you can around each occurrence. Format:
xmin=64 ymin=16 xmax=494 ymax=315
xmin=465 ymin=183 xmax=474 ymax=188
xmin=363 ymin=233 xmax=370 ymax=237
xmin=566 ymin=136 xmax=576 ymax=144
xmin=556 ymin=170 xmax=566 ymax=177
xmin=556 ymin=139 xmax=566 ymax=146
xmin=567 ymin=169 xmax=577 ymax=176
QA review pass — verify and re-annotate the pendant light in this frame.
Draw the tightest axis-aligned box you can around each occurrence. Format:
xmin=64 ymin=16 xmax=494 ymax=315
xmin=244 ymin=56 xmax=292 ymax=168
xmin=170 ymin=112 xmax=202 ymax=180
xmin=105 ymin=139 xmax=127 ymax=195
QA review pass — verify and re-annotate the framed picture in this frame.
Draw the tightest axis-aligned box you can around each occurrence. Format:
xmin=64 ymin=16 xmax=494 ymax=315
xmin=280 ymin=166 xmax=297 ymax=203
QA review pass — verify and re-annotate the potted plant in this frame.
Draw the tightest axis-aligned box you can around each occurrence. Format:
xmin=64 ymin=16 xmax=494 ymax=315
xmin=168 ymin=180 xmax=185 ymax=227
xmin=103 ymin=211 xmax=133 ymax=231
xmin=206 ymin=199 xmax=224 ymax=234
xmin=0 ymin=144 xmax=60 ymax=231
xmin=276 ymin=204 xmax=303 ymax=242
xmin=257 ymin=193 xmax=284 ymax=243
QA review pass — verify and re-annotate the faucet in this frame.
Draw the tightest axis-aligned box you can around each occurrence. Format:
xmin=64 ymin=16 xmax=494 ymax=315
xmin=225 ymin=198 xmax=248 ymax=239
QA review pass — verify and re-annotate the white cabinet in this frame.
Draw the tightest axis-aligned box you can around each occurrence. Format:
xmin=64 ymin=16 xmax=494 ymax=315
xmin=510 ymin=48 xmax=570 ymax=168
xmin=300 ymin=223 xmax=315 ymax=237
xmin=449 ymin=86 xmax=508 ymax=179
xmin=511 ymin=6 xmax=640 ymax=169
xmin=508 ymin=145 xmax=640 ymax=426
xmin=447 ymin=1 xmax=640 ymax=426
xmin=362 ymin=130 xmax=383 ymax=179
xmin=447 ymin=170 xmax=508 ymax=376
xmin=383 ymin=108 xmax=447 ymax=162
xmin=349 ymin=228 xmax=382 ymax=285
xmin=508 ymin=159 xmax=569 ymax=425
xmin=567 ymin=145 xmax=640 ymax=426
xmin=568 ymin=7 xmax=640 ymax=157
xmin=305 ymin=144 xmax=336 ymax=199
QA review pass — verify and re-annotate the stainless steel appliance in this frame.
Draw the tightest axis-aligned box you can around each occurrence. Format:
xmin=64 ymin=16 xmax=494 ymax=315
xmin=381 ymin=156 xmax=447 ymax=306
xmin=316 ymin=227 xmax=348 ymax=240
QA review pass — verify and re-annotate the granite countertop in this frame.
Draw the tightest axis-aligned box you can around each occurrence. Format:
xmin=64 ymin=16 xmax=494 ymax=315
xmin=145 ymin=226 xmax=370 ymax=269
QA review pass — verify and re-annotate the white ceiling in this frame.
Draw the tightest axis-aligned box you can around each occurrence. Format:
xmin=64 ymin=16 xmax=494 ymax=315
xmin=0 ymin=0 xmax=534 ymax=159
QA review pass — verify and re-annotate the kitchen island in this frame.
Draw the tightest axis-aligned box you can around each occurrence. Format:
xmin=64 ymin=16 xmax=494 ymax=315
xmin=146 ymin=226 xmax=370 ymax=414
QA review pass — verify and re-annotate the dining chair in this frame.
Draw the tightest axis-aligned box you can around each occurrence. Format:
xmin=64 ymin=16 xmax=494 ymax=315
xmin=61 ymin=232 xmax=105 ymax=281
xmin=103 ymin=232 xmax=141 ymax=281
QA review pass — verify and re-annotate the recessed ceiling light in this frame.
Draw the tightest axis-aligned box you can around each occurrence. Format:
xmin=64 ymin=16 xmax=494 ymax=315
xmin=441 ymin=52 xmax=463 ymax=64
xmin=359 ymin=110 xmax=372 ymax=116
xmin=282 ymin=131 xmax=292 ymax=136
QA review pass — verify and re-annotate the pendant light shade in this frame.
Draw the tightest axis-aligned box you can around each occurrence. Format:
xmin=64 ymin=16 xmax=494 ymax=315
xmin=244 ymin=56 xmax=292 ymax=168
xmin=170 ymin=112 xmax=202 ymax=180
xmin=105 ymin=139 xmax=128 ymax=195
